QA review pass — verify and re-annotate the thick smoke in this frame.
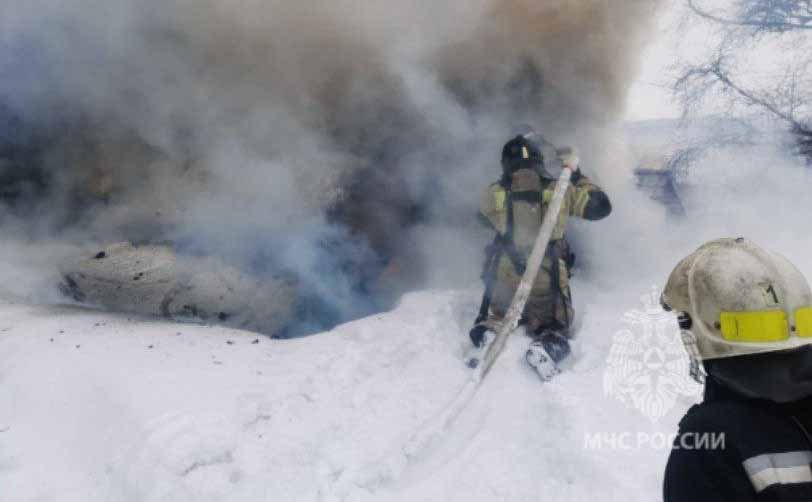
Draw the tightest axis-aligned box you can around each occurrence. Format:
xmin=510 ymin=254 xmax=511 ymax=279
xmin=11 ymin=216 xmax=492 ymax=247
xmin=0 ymin=0 xmax=661 ymax=332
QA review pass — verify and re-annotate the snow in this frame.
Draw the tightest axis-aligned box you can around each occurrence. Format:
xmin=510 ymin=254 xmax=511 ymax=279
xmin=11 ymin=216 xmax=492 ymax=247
xmin=0 ymin=283 xmax=697 ymax=501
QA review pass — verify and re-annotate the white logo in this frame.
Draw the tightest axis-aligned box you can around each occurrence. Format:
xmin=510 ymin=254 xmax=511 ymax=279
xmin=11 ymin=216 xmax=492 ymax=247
xmin=603 ymin=287 xmax=702 ymax=422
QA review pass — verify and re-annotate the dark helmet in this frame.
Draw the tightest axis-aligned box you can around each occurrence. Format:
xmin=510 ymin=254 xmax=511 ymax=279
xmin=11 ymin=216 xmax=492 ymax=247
xmin=501 ymin=135 xmax=543 ymax=174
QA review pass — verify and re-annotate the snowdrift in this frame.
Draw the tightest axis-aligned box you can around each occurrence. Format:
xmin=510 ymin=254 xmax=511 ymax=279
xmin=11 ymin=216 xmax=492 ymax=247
xmin=0 ymin=286 xmax=693 ymax=501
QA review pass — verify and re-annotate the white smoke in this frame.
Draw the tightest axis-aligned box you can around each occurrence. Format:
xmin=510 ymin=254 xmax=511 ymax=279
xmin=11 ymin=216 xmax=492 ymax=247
xmin=0 ymin=0 xmax=663 ymax=331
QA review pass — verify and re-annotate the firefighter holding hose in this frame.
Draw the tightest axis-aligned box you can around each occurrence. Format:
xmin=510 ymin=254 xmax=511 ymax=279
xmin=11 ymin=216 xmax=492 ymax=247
xmin=470 ymin=132 xmax=612 ymax=380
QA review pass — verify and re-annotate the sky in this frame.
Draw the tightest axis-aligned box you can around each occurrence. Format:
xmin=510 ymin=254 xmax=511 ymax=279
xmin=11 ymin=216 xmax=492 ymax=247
xmin=625 ymin=0 xmax=812 ymax=122
xmin=624 ymin=1 xmax=707 ymax=122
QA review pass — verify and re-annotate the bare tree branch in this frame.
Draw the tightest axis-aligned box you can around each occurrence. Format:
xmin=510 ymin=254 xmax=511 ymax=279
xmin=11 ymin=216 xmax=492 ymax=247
xmin=688 ymin=0 xmax=812 ymax=31
xmin=677 ymin=0 xmax=812 ymax=163
xmin=710 ymin=65 xmax=801 ymax=126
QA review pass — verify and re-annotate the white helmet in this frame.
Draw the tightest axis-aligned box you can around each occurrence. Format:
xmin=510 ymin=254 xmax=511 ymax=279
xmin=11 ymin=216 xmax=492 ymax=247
xmin=662 ymin=238 xmax=812 ymax=361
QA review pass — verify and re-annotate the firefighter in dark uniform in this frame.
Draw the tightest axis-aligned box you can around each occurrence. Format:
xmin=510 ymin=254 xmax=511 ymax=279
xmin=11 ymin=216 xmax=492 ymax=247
xmin=470 ymin=133 xmax=611 ymax=379
xmin=662 ymin=238 xmax=812 ymax=501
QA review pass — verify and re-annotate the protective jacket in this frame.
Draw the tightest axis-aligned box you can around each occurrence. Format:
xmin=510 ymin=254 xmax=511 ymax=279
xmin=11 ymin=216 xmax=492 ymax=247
xmin=664 ymin=378 xmax=812 ymax=502
xmin=479 ymin=168 xmax=610 ymax=246
xmin=478 ymin=167 xmax=610 ymax=332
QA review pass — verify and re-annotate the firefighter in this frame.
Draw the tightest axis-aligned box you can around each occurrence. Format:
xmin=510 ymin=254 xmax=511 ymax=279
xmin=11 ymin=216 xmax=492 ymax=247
xmin=470 ymin=133 xmax=611 ymax=380
xmin=661 ymin=238 xmax=812 ymax=501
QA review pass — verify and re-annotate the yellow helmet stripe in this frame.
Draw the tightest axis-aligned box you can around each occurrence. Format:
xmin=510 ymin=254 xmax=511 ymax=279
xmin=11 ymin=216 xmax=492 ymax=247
xmin=795 ymin=307 xmax=812 ymax=336
xmin=719 ymin=310 xmax=789 ymax=342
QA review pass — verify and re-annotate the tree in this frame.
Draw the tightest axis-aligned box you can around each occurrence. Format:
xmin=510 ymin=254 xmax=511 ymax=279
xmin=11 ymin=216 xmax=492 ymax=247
xmin=675 ymin=0 xmax=812 ymax=163
xmin=688 ymin=0 xmax=812 ymax=32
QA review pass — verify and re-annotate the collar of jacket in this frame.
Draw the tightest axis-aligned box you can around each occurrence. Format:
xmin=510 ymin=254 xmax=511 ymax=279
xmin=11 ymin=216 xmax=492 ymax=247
xmin=704 ymin=375 xmax=812 ymax=416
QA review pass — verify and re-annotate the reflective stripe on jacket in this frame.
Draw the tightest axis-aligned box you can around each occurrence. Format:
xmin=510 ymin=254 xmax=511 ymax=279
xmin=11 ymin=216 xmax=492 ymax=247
xmin=479 ymin=169 xmax=609 ymax=244
xmin=664 ymin=380 xmax=812 ymax=502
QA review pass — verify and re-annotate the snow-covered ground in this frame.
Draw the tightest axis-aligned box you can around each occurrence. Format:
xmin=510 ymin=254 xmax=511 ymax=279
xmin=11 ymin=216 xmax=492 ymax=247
xmin=0 ymin=282 xmax=697 ymax=502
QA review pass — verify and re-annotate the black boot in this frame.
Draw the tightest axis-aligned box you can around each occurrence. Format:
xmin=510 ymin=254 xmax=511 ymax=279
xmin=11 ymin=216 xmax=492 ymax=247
xmin=469 ymin=323 xmax=491 ymax=348
xmin=534 ymin=328 xmax=571 ymax=364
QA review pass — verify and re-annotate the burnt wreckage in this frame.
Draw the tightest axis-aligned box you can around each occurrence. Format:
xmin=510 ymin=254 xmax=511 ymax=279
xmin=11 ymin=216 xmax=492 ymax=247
xmin=0 ymin=107 xmax=425 ymax=336
xmin=59 ymin=242 xmax=298 ymax=336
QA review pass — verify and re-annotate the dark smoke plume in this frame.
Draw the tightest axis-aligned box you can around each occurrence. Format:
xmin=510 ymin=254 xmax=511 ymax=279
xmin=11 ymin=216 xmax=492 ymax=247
xmin=0 ymin=0 xmax=660 ymax=333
